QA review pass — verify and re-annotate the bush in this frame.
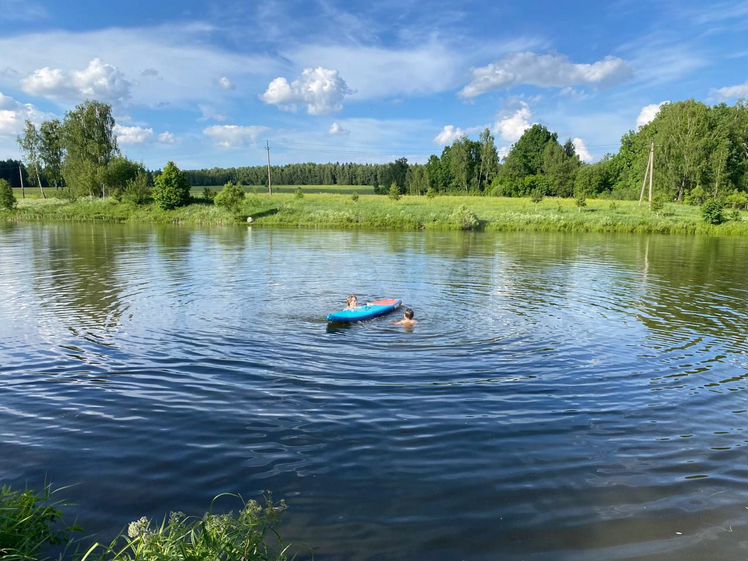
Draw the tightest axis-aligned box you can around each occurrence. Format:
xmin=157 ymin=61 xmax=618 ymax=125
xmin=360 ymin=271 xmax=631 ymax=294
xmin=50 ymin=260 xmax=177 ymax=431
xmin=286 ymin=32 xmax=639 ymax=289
xmin=530 ymin=188 xmax=544 ymax=204
xmin=575 ymin=192 xmax=587 ymax=211
xmin=123 ymin=171 xmax=151 ymax=205
xmin=728 ymin=209 xmax=742 ymax=221
xmin=0 ymin=179 xmax=16 ymax=210
xmin=202 ymin=187 xmax=215 ymax=202
xmin=702 ymin=199 xmax=725 ymax=225
xmin=388 ymin=183 xmax=401 ymax=201
xmin=684 ymin=186 xmax=707 ymax=206
xmin=725 ymin=190 xmax=747 ymax=210
xmin=294 ymin=186 xmax=304 ymax=199
xmin=450 ymin=204 xmax=480 ymax=230
xmin=609 ymin=201 xmax=618 ymax=211
xmin=351 ymin=192 xmax=359 ymax=203
xmin=426 ymin=187 xmax=436 ymax=199
xmin=214 ymin=182 xmax=246 ymax=213
xmin=153 ymin=161 xmax=191 ymax=210
xmin=650 ymin=195 xmax=665 ymax=213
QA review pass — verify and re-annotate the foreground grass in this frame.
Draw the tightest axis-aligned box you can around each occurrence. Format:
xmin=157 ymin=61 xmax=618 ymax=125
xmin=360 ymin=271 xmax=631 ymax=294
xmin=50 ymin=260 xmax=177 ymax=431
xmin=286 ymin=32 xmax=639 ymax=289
xmin=0 ymin=484 xmax=288 ymax=561
xmin=2 ymin=193 xmax=746 ymax=235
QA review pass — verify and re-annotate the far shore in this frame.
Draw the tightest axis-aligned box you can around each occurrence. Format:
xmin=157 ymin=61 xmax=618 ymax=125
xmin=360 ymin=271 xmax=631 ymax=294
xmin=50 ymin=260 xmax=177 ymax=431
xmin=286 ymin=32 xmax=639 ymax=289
xmin=2 ymin=193 xmax=746 ymax=236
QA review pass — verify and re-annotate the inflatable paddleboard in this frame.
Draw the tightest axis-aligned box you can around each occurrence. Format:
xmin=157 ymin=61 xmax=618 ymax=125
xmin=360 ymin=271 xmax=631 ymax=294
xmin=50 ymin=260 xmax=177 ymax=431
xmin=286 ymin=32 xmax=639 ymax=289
xmin=327 ymin=299 xmax=402 ymax=323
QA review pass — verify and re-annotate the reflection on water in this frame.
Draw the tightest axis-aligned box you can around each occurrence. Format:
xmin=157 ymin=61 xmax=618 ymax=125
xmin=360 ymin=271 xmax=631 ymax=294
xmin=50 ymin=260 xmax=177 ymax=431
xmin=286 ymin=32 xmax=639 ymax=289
xmin=0 ymin=224 xmax=746 ymax=561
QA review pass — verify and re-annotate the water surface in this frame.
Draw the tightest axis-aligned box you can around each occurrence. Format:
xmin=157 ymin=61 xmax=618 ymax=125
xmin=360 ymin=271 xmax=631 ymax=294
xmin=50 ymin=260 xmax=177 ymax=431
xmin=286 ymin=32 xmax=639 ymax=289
xmin=0 ymin=224 xmax=746 ymax=560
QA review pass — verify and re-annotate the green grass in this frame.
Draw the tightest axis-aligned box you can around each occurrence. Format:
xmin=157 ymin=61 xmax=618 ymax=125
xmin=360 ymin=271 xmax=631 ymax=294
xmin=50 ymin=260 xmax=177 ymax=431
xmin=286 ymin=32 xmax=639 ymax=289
xmin=2 ymin=193 xmax=746 ymax=235
xmin=0 ymin=484 xmax=289 ymax=561
xmin=193 ymin=184 xmax=375 ymax=195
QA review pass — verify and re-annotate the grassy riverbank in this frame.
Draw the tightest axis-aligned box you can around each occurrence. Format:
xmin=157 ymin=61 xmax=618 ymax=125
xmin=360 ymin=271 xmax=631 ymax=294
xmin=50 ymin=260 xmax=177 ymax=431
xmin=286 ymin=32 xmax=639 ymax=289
xmin=2 ymin=193 xmax=746 ymax=235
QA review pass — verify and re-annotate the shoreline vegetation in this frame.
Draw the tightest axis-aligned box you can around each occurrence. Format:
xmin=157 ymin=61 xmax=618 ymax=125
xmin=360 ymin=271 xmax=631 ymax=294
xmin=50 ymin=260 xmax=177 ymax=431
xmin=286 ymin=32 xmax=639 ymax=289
xmin=0 ymin=483 xmax=289 ymax=561
xmin=1 ymin=191 xmax=746 ymax=236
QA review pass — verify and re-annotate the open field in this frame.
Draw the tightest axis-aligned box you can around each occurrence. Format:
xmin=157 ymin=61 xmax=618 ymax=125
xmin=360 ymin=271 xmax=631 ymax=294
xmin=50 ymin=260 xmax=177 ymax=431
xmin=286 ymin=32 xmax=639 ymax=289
xmin=191 ymin=184 xmax=375 ymax=195
xmin=2 ymin=193 xmax=746 ymax=235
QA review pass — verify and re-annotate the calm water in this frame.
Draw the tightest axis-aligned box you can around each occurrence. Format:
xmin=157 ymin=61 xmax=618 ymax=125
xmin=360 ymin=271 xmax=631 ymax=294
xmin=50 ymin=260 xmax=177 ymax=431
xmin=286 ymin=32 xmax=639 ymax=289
xmin=0 ymin=224 xmax=746 ymax=561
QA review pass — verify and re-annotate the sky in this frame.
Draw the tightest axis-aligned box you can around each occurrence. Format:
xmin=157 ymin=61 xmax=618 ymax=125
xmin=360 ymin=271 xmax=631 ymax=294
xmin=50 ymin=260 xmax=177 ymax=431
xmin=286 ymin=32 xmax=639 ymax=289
xmin=0 ymin=0 xmax=745 ymax=169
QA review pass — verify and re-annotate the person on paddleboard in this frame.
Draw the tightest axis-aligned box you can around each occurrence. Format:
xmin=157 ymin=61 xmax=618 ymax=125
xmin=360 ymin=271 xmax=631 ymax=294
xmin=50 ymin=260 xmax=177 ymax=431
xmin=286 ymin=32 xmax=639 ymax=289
xmin=393 ymin=308 xmax=417 ymax=328
xmin=346 ymin=295 xmax=359 ymax=309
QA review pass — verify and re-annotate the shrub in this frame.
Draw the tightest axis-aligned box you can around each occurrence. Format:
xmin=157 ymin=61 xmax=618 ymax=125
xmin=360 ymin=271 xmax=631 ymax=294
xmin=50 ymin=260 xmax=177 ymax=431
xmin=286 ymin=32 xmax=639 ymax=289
xmin=351 ymin=192 xmax=359 ymax=203
xmin=388 ymin=183 xmax=401 ymax=201
xmin=153 ymin=161 xmax=190 ymax=210
xmin=202 ymin=187 xmax=215 ymax=202
xmin=530 ymin=188 xmax=544 ymax=204
xmin=426 ymin=187 xmax=436 ymax=198
xmin=725 ymin=190 xmax=747 ymax=210
xmin=294 ymin=186 xmax=304 ymax=199
xmin=575 ymin=192 xmax=587 ymax=211
xmin=650 ymin=195 xmax=665 ymax=213
xmin=0 ymin=179 xmax=16 ymax=210
xmin=684 ymin=186 xmax=707 ymax=206
xmin=215 ymin=182 xmax=246 ymax=213
xmin=123 ymin=171 xmax=151 ymax=205
xmin=702 ymin=199 xmax=725 ymax=225
xmin=728 ymin=209 xmax=742 ymax=221
xmin=609 ymin=201 xmax=618 ymax=211
xmin=450 ymin=204 xmax=480 ymax=230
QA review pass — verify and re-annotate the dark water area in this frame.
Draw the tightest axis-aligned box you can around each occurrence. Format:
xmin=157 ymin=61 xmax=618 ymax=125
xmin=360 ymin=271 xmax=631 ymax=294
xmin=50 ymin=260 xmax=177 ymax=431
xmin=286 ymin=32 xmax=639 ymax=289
xmin=0 ymin=223 xmax=746 ymax=561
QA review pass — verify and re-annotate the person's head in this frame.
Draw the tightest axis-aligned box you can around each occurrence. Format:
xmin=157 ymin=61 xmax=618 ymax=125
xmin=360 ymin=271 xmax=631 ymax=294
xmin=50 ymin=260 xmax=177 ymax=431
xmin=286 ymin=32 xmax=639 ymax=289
xmin=404 ymin=308 xmax=414 ymax=320
xmin=347 ymin=295 xmax=358 ymax=307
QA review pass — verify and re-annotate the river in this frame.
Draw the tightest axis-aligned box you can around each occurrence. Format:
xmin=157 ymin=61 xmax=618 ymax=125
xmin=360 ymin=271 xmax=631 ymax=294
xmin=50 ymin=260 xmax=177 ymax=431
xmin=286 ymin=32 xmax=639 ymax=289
xmin=0 ymin=223 xmax=746 ymax=560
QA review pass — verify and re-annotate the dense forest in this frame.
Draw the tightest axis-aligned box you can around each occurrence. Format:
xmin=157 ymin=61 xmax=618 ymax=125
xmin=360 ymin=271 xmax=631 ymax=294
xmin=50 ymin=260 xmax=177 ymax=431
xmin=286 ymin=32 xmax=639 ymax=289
xmin=10 ymin=99 xmax=747 ymax=203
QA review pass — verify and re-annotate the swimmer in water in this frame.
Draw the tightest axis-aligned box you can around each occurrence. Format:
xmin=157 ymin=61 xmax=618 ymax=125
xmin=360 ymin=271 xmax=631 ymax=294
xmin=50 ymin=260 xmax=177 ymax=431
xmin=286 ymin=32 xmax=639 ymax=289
xmin=393 ymin=307 xmax=417 ymax=328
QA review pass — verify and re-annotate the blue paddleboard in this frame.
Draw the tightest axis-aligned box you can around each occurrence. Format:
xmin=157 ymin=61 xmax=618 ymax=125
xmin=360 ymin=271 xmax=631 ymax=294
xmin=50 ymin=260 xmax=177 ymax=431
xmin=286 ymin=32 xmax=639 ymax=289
xmin=327 ymin=299 xmax=402 ymax=323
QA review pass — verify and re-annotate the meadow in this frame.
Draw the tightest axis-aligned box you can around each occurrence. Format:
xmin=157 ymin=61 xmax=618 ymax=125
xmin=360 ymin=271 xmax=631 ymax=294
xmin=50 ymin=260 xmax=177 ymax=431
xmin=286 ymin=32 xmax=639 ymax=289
xmin=2 ymin=192 xmax=746 ymax=235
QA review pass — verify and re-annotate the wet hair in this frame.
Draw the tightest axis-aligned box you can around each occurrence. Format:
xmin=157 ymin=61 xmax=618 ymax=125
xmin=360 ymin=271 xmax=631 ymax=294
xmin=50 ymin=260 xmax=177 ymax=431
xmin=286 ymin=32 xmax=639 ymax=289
xmin=347 ymin=295 xmax=358 ymax=306
xmin=404 ymin=308 xmax=414 ymax=319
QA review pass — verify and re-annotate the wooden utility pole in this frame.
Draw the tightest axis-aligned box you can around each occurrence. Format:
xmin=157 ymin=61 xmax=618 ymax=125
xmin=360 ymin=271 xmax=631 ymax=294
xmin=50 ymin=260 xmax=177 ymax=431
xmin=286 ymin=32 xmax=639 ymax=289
xmin=34 ymin=164 xmax=45 ymax=199
xmin=639 ymin=142 xmax=654 ymax=207
xmin=265 ymin=140 xmax=272 ymax=195
xmin=18 ymin=165 xmax=25 ymax=199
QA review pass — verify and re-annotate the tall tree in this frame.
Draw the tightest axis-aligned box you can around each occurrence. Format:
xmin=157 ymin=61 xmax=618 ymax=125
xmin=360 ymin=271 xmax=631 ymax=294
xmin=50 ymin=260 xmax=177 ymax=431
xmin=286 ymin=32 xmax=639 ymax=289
xmin=62 ymin=100 xmax=119 ymax=198
xmin=17 ymin=121 xmax=46 ymax=198
xmin=499 ymin=124 xmax=557 ymax=188
xmin=39 ymin=120 xmax=64 ymax=189
xmin=477 ymin=128 xmax=499 ymax=192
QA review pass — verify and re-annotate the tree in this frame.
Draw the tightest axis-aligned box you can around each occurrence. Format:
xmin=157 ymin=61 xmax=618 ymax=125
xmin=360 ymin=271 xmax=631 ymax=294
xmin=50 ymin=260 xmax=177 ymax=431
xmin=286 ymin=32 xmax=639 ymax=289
xmin=39 ymin=120 xmax=64 ymax=189
xmin=215 ymin=181 xmax=245 ymax=212
xmin=102 ymin=157 xmax=145 ymax=199
xmin=499 ymin=124 xmax=557 ymax=189
xmin=0 ymin=178 xmax=16 ymax=209
xmin=153 ymin=161 xmax=191 ymax=209
xmin=17 ymin=121 xmax=45 ymax=198
xmin=542 ymin=141 xmax=579 ymax=197
xmin=123 ymin=171 xmax=151 ymax=205
xmin=62 ymin=100 xmax=119 ymax=198
xmin=388 ymin=182 xmax=401 ymax=200
xmin=477 ymin=128 xmax=500 ymax=192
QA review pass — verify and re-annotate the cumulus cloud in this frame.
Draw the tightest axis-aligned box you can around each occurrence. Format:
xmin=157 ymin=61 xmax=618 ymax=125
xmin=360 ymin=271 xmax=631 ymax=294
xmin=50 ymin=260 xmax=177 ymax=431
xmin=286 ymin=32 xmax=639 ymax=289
xmin=494 ymin=102 xmax=533 ymax=142
xmin=636 ymin=101 xmax=669 ymax=128
xmin=572 ymin=137 xmax=593 ymax=163
xmin=0 ymin=92 xmax=46 ymax=135
xmin=433 ymin=125 xmax=466 ymax=145
xmin=203 ymin=124 xmax=269 ymax=148
xmin=460 ymin=52 xmax=631 ymax=98
xmin=21 ymin=58 xmax=132 ymax=103
xmin=114 ymin=124 xmax=153 ymax=144
xmin=261 ymin=67 xmax=353 ymax=115
xmin=328 ymin=121 xmax=349 ymax=136
xmin=712 ymin=82 xmax=748 ymax=101
xmin=158 ymin=131 xmax=177 ymax=144
xmin=218 ymin=76 xmax=235 ymax=90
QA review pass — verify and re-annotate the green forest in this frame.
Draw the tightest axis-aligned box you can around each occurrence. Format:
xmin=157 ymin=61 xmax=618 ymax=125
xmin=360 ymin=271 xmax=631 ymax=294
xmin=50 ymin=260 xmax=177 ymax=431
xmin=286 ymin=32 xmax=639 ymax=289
xmin=3 ymin=99 xmax=747 ymax=207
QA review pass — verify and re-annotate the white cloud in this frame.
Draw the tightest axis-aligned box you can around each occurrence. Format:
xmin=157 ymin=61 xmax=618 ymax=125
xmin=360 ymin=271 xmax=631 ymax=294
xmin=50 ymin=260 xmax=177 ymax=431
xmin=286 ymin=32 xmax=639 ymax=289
xmin=433 ymin=125 xmax=466 ymax=145
xmin=21 ymin=58 xmax=132 ymax=103
xmin=494 ymin=102 xmax=533 ymax=142
xmin=203 ymin=124 xmax=269 ymax=148
xmin=0 ymin=25 xmax=279 ymax=107
xmin=114 ymin=124 xmax=153 ymax=144
xmin=572 ymin=137 xmax=593 ymax=163
xmin=328 ymin=122 xmax=349 ymax=136
xmin=261 ymin=67 xmax=353 ymax=115
xmin=198 ymin=104 xmax=227 ymax=122
xmin=158 ymin=131 xmax=177 ymax=144
xmin=460 ymin=52 xmax=631 ymax=98
xmin=218 ymin=76 xmax=235 ymax=90
xmin=0 ymin=92 xmax=47 ymax=136
xmin=712 ymin=82 xmax=748 ymax=101
xmin=636 ymin=101 xmax=668 ymax=128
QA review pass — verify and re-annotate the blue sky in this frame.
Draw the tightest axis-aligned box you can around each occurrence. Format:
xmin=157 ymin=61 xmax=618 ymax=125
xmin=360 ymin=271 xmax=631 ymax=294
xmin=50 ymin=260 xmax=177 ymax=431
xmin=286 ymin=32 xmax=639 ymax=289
xmin=0 ymin=0 xmax=745 ymax=169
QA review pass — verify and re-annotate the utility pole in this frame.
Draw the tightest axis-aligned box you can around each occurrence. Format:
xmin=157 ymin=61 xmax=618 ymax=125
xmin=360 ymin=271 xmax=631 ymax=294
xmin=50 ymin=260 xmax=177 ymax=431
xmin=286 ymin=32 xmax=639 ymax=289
xmin=18 ymin=165 xmax=25 ymax=199
xmin=265 ymin=140 xmax=272 ymax=196
xmin=639 ymin=142 xmax=654 ymax=207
